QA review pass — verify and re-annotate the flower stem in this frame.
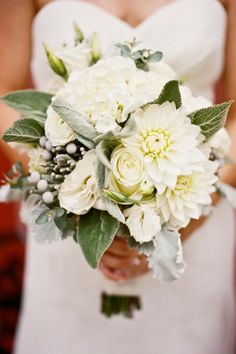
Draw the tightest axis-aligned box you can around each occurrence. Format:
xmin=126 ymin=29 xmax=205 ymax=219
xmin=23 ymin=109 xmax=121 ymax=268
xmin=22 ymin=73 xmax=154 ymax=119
xmin=101 ymin=292 xmax=142 ymax=318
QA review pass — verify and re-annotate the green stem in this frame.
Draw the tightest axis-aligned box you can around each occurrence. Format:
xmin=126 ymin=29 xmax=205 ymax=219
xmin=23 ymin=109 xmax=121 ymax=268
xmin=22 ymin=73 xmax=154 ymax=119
xmin=101 ymin=292 xmax=142 ymax=318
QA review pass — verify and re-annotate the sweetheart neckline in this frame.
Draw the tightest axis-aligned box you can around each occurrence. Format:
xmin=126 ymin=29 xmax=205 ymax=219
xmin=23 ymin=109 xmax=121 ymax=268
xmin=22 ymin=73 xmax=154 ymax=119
xmin=35 ymin=0 xmax=204 ymax=33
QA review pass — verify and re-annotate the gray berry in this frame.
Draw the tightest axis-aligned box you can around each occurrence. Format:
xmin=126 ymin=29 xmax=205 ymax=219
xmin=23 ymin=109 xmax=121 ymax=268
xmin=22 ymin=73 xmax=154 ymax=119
xmin=66 ymin=143 xmax=77 ymax=154
xmin=29 ymin=171 xmax=40 ymax=184
xmin=37 ymin=179 xmax=48 ymax=192
xmin=39 ymin=136 xmax=47 ymax=148
xmin=42 ymin=150 xmax=52 ymax=161
xmin=42 ymin=191 xmax=54 ymax=204
xmin=45 ymin=140 xmax=53 ymax=151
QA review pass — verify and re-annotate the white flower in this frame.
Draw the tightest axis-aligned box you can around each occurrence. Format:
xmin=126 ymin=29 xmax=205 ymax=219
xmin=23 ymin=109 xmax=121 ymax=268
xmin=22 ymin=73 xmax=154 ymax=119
xmin=58 ymin=150 xmax=99 ymax=215
xmin=45 ymin=105 xmax=76 ymax=146
xmin=8 ymin=142 xmax=33 ymax=154
xmin=180 ymin=85 xmax=212 ymax=114
xmin=209 ymin=128 xmax=231 ymax=155
xmin=0 ymin=184 xmax=23 ymax=202
xmin=124 ymin=205 xmax=161 ymax=243
xmin=57 ymin=56 xmax=175 ymax=134
xmin=28 ymin=147 xmax=46 ymax=174
xmin=56 ymin=42 xmax=91 ymax=73
xmin=108 ymin=146 xmax=146 ymax=199
xmin=156 ymin=160 xmax=218 ymax=228
xmin=123 ymin=102 xmax=206 ymax=193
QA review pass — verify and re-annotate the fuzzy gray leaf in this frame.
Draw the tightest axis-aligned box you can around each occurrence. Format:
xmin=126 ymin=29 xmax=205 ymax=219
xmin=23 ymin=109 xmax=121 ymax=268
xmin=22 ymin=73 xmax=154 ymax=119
xmin=52 ymin=98 xmax=98 ymax=143
xmin=149 ymin=227 xmax=186 ymax=282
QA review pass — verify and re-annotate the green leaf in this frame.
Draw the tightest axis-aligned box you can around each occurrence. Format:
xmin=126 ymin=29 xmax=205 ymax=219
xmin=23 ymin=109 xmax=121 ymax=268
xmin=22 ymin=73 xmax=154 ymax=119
xmin=54 ymin=214 xmax=70 ymax=233
xmin=116 ymin=43 xmax=131 ymax=57
xmin=3 ymin=118 xmax=44 ymax=143
xmin=36 ymin=209 xmax=50 ymax=225
xmin=103 ymin=190 xmax=136 ymax=205
xmin=0 ymin=90 xmax=52 ymax=121
xmin=147 ymin=51 xmax=163 ymax=63
xmin=52 ymin=98 xmax=97 ymax=146
xmin=155 ymin=80 xmax=182 ymax=109
xmin=75 ymin=209 xmax=119 ymax=268
xmin=188 ymin=101 xmax=233 ymax=139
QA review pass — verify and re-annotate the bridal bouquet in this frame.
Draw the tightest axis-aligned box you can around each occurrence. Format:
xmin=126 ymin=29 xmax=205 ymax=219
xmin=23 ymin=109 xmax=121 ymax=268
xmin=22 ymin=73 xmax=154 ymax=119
xmin=1 ymin=25 xmax=235 ymax=317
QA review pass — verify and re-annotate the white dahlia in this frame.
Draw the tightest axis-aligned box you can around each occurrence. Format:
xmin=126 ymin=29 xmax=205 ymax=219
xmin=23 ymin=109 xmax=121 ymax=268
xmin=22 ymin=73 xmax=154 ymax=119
xmin=122 ymin=102 xmax=206 ymax=193
xmin=156 ymin=160 xmax=218 ymax=228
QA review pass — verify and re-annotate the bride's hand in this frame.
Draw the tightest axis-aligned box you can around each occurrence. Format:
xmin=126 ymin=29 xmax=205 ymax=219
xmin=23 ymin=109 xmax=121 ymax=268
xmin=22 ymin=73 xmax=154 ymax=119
xmin=99 ymin=237 xmax=148 ymax=282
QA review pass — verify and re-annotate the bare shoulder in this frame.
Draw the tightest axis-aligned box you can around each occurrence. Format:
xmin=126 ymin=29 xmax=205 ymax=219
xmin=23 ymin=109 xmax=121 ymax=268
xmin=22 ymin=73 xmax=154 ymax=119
xmin=35 ymin=0 xmax=54 ymax=11
xmin=219 ymin=0 xmax=236 ymax=10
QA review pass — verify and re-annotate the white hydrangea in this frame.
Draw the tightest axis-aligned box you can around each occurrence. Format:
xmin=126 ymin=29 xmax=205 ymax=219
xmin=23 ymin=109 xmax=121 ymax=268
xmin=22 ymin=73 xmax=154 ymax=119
xmin=122 ymin=102 xmax=206 ymax=193
xmin=56 ymin=56 xmax=176 ymax=134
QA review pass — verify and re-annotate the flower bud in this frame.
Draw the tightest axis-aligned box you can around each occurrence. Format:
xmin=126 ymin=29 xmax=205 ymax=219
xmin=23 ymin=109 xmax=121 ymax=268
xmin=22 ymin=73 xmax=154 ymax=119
xmin=73 ymin=22 xmax=84 ymax=44
xmin=89 ymin=32 xmax=101 ymax=64
xmin=43 ymin=43 xmax=68 ymax=80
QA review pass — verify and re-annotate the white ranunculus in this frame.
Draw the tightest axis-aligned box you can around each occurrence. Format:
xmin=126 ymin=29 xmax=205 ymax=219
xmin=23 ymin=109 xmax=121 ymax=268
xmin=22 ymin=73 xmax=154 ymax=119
xmin=45 ymin=105 xmax=76 ymax=146
xmin=124 ymin=205 xmax=161 ymax=243
xmin=109 ymin=146 xmax=146 ymax=199
xmin=58 ymin=150 xmax=99 ymax=215
xmin=123 ymin=102 xmax=206 ymax=193
xmin=57 ymin=56 xmax=175 ymax=134
xmin=156 ymin=160 xmax=218 ymax=228
xmin=28 ymin=147 xmax=46 ymax=174
xmin=209 ymin=128 xmax=231 ymax=155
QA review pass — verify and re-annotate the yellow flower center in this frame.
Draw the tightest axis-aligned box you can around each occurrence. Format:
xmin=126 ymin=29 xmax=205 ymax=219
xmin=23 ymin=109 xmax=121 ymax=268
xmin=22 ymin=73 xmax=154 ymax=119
xmin=141 ymin=129 xmax=171 ymax=158
xmin=175 ymin=175 xmax=192 ymax=192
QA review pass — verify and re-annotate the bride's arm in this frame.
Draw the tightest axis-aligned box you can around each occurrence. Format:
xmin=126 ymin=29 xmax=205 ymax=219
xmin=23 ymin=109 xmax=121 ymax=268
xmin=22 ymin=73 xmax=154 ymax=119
xmin=0 ymin=0 xmax=35 ymax=166
xmin=181 ymin=0 xmax=236 ymax=240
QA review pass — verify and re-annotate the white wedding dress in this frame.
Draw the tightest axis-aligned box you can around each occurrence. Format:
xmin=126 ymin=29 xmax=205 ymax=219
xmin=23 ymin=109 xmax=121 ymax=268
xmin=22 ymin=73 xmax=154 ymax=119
xmin=15 ymin=1 xmax=236 ymax=353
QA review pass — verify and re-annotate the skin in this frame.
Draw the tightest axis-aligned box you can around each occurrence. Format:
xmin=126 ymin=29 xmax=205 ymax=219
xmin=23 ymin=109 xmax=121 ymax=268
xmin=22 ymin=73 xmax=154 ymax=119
xmin=0 ymin=0 xmax=235 ymax=282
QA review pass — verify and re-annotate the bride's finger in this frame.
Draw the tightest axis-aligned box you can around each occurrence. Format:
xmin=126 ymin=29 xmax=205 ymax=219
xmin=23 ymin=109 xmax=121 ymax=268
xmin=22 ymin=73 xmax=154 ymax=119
xmin=107 ymin=238 xmax=138 ymax=257
xmin=101 ymin=252 xmax=142 ymax=270
xmin=99 ymin=263 xmax=127 ymax=281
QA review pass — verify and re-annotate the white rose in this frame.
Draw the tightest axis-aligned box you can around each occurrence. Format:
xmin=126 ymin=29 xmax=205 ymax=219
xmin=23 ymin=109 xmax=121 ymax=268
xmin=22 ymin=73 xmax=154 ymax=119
xmin=28 ymin=147 xmax=46 ymax=174
xmin=109 ymin=146 xmax=146 ymax=198
xmin=124 ymin=205 xmax=161 ymax=243
xmin=209 ymin=128 xmax=231 ymax=155
xmin=58 ymin=150 xmax=99 ymax=215
xmin=45 ymin=105 xmax=76 ymax=146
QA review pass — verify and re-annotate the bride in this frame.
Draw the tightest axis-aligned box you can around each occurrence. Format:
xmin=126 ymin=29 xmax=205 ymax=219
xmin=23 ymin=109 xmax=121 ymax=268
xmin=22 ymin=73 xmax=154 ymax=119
xmin=1 ymin=0 xmax=236 ymax=353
